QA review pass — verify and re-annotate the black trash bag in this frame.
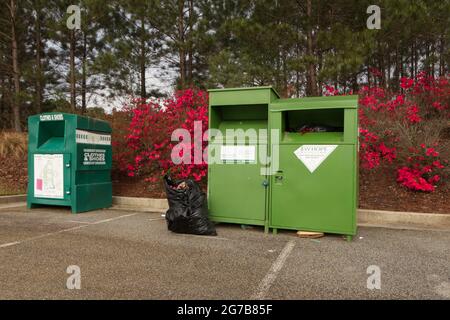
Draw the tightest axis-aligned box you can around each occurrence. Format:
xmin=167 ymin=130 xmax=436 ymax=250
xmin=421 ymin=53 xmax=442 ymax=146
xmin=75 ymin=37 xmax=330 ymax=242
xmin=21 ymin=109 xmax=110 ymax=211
xmin=163 ymin=175 xmax=217 ymax=236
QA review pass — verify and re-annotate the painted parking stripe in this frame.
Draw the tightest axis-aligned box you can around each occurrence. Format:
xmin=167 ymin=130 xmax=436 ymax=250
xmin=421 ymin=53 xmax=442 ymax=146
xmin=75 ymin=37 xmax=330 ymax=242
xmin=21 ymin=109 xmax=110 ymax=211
xmin=251 ymin=240 xmax=296 ymax=299
xmin=0 ymin=212 xmax=143 ymax=249
xmin=0 ymin=242 xmax=20 ymax=248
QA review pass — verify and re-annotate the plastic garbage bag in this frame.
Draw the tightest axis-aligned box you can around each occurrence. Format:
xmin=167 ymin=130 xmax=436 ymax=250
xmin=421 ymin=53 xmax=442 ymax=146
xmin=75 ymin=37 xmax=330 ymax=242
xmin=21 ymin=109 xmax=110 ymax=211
xmin=163 ymin=175 xmax=217 ymax=236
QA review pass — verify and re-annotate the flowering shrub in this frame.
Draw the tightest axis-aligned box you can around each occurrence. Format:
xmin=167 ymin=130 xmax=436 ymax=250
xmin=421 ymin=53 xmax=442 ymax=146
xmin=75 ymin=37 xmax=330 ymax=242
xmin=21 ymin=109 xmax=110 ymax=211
xmin=116 ymin=89 xmax=208 ymax=182
xmin=358 ymin=72 xmax=449 ymax=192
xmin=396 ymin=144 xmax=446 ymax=192
xmin=113 ymin=75 xmax=448 ymax=193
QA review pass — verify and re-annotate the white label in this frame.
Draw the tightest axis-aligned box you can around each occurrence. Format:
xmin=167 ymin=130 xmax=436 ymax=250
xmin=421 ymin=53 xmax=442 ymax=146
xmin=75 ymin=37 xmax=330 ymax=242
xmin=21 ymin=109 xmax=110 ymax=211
xmin=34 ymin=154 xmax=64 ymax=199
xmin=76 ymin=129 xmax=111 ymax=145
xmin=294 ymin=145 xmax=338 ymax=173
xmin=40 ymin=114 xmax=64 ymax=121
xmin=220 ymin=145 xmax=256 ymax=162
xmin=83 ymin=148 xmax=106 ymax=165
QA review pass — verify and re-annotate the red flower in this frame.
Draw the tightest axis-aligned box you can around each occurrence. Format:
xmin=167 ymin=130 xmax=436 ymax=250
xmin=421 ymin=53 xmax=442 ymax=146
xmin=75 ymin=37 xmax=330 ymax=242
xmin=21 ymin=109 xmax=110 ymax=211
xmin=400 ymin=77 xmax=414 ymax=90
xmin=425 ymin=148 xmax=439 ymax=157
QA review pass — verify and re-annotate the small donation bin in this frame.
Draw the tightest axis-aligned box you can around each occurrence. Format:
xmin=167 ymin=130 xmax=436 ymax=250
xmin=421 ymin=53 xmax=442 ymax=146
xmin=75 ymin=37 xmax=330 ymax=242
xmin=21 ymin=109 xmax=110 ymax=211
xmin=27 ymin=113 xmax=112 ymax=213
xmin=207 ymin=87 xmax=358 ymax=239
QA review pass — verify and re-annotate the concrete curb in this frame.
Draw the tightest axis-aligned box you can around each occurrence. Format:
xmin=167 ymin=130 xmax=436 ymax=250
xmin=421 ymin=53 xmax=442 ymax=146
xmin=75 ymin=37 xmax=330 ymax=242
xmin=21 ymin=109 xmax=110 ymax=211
xmin=0 ymin=194 xmax=26 ymax=204
xmin=358 ymin=209 xmax=450 ymax=231
xmin=112 ymin=196 xmax=168 ymax=213
xmin=2 ymin=195 xmax=449 ymax=231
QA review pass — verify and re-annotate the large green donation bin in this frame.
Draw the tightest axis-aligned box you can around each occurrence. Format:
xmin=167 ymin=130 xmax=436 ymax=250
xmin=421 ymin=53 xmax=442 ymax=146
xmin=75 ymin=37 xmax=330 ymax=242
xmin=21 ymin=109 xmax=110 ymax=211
xmin=208 ymin=87 xmax=278 ymax=231
xmin=27 ymin=112 xmax=112 ymax=213
xmin=207 ymin=87 xmax=358 ymax=239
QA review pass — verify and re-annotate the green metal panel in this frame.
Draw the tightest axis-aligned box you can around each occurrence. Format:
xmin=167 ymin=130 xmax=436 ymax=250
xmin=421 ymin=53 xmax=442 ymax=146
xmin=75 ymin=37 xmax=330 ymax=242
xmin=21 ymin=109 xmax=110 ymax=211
xmin=208 ymin=144 xmax=267 ymax=225
xmin=209 ymin=86 xmax=279 ymax=106
xmin=270 ymin=144 xmax=356 ymax=235
xmin=27 ymin=112 xmax=112 ymax=213
xmin=208 ymin=87 xmax=275 ymax=227
xmin=269 ymin=95 xmax=358 ymax=237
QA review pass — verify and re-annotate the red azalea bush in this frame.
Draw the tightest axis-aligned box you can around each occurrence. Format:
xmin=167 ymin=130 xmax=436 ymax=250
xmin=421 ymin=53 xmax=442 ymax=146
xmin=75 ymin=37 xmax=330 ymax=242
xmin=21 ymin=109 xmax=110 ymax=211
xmin=358 ymin=72 xmax=449 ymax=192
xmin=114 ymin=89 xmax=208 ymax=183
xmin=115 ymin=74 xmax=448 ymax=193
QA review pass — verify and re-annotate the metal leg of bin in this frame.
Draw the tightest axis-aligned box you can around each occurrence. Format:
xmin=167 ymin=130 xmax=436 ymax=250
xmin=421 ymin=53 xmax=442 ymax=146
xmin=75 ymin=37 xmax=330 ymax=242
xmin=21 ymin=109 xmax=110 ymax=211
xmin=346 ymin=235 xmax=353 ymax=242
xmin=272 ymin=228 xmax=278 ymax=235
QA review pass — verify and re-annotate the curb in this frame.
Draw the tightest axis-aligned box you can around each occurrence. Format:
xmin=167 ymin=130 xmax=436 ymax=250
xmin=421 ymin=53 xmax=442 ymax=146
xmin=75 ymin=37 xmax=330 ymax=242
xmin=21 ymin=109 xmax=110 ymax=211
xmin=2 ymin=195 xmax=449 ymax=231
xmin=112 ymin=196 xmax=168 ymax=213
xmin=0 ymin=194 xmax=26 ymax=204
xmin=358 ymin=209 xmax=450 ymax=231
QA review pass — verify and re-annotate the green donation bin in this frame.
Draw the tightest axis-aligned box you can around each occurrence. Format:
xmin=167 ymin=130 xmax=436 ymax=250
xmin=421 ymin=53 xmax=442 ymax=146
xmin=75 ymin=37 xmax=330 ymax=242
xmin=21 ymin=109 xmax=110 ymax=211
xmin=269 ymin=96 xmax=358 ymax=240
xmin=27 ymin=112 xmax=112 ymax=213
xmin=207 ymin=87 xmax=358 ymax=239
xmin=207 ymin=87 xmax=279 ymax=231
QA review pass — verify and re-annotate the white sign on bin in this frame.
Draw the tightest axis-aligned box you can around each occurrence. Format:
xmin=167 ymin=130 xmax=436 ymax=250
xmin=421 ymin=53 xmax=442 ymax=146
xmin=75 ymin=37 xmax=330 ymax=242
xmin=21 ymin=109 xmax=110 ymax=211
xmin=294 ymin=145 xmax=338 ymax=173
xmin=220 ymin=145 xmax=256 ymax=162
xmin=34 ymin=154 xmax=64 ymax=199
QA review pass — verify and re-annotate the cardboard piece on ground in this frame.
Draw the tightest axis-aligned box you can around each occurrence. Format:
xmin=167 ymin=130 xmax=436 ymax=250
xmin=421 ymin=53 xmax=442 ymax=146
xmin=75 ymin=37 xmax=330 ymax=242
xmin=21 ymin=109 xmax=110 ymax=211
xmin=296 ymin=231 xmax=324 ymax=238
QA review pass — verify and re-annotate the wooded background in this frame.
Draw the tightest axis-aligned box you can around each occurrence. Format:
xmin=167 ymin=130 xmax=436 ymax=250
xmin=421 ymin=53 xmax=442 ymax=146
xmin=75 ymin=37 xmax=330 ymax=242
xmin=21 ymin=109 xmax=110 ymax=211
xmin=0 ymin=0 xmax=449 ymax=131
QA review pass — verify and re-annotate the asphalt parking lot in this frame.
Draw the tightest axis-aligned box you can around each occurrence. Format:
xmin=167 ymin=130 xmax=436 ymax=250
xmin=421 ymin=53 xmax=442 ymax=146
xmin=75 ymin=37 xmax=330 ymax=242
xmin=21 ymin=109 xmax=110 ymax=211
xmin=0 ymin=204 xmax=449 ymax=299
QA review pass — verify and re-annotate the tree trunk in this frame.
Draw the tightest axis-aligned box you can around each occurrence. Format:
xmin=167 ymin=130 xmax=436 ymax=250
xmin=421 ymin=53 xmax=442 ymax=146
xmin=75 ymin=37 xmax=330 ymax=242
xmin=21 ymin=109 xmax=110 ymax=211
xmin=35 ymin=4 xmax=43 ymax=114
xmin=187 ymin=0 xmax=193 ymax=86
xmin=178 ymin=0 xmax=186 ymax=89
xmin=306 ymin=0 xmax=318 ymax=96
xmin=10 ymin=0 xmax=21 ymax=132
xmin=139 ymin=16 xmax=146 ymax=99
xmin=81 ymin=32 xmax=87 ymax=113
xmin=69 ymin=29 xmax=76 ymax=111
xmin=439 ymin=36 xmax=445 ymax=76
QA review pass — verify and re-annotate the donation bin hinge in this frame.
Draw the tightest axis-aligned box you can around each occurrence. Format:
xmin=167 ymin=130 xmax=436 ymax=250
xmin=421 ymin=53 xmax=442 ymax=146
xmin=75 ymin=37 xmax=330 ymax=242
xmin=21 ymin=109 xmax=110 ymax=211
xmin=262 ymin=179 xmax=269 ymax=188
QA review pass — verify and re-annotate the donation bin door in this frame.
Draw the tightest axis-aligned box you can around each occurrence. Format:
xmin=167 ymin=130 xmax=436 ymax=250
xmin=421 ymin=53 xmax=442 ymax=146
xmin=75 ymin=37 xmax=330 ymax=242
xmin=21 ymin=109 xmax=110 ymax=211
xmin=32 ymin=153 xmax=71 ymax=201
xmin=271 ymin=144 xmax=355 ymax=234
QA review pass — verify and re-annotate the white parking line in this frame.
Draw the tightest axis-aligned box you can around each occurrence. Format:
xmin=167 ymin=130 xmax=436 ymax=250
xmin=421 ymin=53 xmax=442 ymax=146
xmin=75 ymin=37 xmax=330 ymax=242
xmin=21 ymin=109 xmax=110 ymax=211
xmin=0 ymin=212 xmax=143 ymax=249
xmin=91 ymin=212 xmax=141 ymax=224
xmin=0 ymin=242 xmax=20 ymax=248
xmin=148 ymin=217 xmax=165 ymax=222
xmin=251 ymin=240 xmax=296 ymax=299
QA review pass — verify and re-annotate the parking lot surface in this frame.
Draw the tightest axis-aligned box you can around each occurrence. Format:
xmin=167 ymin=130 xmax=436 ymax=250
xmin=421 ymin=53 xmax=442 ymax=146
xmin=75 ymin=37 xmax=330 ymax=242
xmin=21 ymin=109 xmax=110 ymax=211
xmin=0 ymin=204 xmax=449 ymax=299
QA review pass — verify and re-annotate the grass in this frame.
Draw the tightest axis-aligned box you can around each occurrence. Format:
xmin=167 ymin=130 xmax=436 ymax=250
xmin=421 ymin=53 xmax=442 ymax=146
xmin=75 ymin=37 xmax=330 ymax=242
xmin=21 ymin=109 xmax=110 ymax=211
xmin=0 ymin=132 xmax=27 ymax=158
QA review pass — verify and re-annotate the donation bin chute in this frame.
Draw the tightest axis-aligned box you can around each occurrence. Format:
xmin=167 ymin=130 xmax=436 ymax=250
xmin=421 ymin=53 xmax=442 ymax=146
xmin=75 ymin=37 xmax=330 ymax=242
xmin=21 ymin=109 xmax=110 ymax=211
xmin=27 ymin=112 xmax=112 ymax=213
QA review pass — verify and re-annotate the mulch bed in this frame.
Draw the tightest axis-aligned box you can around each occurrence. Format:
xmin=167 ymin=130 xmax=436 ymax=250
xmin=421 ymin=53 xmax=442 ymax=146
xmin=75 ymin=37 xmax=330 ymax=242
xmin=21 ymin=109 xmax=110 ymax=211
xmin=0 ymin=156 xmax=28 ymax=195
xmin=359 ymin=168 xmax=449 ymax=214
xmin=112 ymin=173 xmax=166 ymax=198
